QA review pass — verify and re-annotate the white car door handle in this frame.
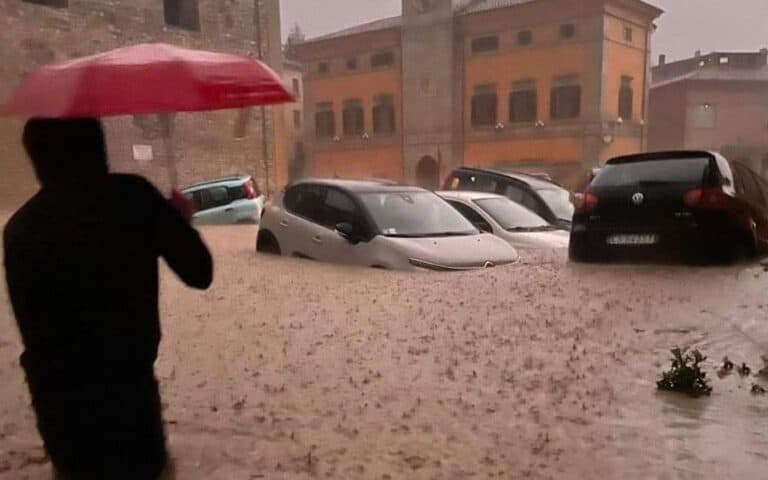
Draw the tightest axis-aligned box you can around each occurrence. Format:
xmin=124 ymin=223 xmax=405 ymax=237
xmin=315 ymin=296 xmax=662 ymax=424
xmin=280 ymin=220 xmax=289 ymax=227
xmin=312 ymin=236 xmax=322 ymax=244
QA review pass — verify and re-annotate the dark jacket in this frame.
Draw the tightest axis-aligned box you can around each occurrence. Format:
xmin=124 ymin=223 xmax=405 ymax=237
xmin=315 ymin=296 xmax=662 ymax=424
xmin=3 ymin=119 xmax=213 ymax=479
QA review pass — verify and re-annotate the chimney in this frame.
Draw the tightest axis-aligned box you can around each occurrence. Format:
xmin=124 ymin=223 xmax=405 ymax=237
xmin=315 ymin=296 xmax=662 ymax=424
xmin=695 ymin=50 xmax=701 ymax=58
xmin=658 ymin=54 xmax=666 ymax=66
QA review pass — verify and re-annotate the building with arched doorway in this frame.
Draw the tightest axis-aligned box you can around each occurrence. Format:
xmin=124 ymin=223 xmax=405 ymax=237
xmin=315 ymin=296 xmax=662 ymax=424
xmin=295 ymin=0 xmax=663 ymax=190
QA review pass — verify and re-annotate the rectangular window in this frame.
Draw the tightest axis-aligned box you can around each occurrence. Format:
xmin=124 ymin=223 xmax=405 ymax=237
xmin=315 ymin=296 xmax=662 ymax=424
xmin=285 ymin=184 xmax=327 ymax=223
xmin=517 ymin=30 xmax=533 ymax=46
xmin=618 ymin=76 xmax=633 ymax=120
xmin=22 ymin=0 xmax=68 ymax=7
xmin=471 ymin=36 xmax=499 ymax=54
xmin=693 ymin=104 xmax=715 ymax=129
xmin=322 ymin=189 xmax=360 ymax=228
xmin=719 ymin=56 xmax=729 ymax=64
xmin=591 ymin=157 xmax=711 ymax=187
xmin=342 ymin=99 xmax=365 ymax=136
xmin=164 ymin=0 xmax=200 ymax=31
xmin=318 ymin=62 xmax=329 ymax=74
xmin=471 ymin=85 xmax=498 ymax=127
xmin=315 ymin=102 xmax=335 ymax=138
xmin=550 ymin=77 xmax=581 ymax=120
xmin=624 ymin=26 xmax=633 ymax=43
xmin=559 ymin=23 xmax=576 ymax=40
xmin=371 ymin=52 xmax=394 ymax=68
xmin=200 ymin=187 xmax=231 ymax=210
xmin=373 ymin=94 xmax=395 ymax=135
xmin=292 ymin=78 xmax=300 ymax=98
xmin=346 ymin=57 xmax=358 ymax=71
xmin=509 ymin=81 xmax=537 ymax=123
xmin=293 ymin=110 xmax=302 ymax=130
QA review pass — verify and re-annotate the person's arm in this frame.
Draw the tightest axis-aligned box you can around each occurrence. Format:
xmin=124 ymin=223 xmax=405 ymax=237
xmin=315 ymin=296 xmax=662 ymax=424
xmin=142 ymin=180 xmax=213 ymax=290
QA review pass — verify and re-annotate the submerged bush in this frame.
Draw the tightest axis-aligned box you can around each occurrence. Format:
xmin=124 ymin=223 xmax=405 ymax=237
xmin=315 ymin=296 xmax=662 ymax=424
xmin=657 ymin=347 xmax=713 ymax=397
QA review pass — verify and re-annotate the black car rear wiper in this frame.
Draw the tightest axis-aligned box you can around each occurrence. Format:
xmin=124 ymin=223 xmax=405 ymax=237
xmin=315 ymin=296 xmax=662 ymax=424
xmin=635 ymin=180 xmax=671 ymax=186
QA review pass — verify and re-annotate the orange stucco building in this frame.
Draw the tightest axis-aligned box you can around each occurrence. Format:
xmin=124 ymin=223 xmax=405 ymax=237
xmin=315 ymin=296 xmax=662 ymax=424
xmin=296 ymin=0 xmax=663 ymax=190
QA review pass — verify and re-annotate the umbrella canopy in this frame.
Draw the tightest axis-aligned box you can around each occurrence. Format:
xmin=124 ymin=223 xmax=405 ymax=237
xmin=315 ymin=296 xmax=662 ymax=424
xmin=2 ymin=43 xmax=294 ymax=118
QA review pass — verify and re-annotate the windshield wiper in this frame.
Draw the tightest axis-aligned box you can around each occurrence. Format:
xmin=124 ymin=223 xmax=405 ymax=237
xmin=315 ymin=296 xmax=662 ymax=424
xmin=429 ymin=231 xmax=475 ymax=237
xmin=507 ymin=226 xmax=553 ymax=232
xmin=385 ymin=230 xmax=476 ymax=238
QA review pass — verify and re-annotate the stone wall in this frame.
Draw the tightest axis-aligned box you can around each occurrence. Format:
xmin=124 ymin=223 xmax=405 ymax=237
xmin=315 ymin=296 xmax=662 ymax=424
xmin=0 ymin=0 xmax=283 ymax=209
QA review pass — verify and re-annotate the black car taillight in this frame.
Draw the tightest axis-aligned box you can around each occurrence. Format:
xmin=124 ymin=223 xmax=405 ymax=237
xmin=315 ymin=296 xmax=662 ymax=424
xmin=574 ymin=191 xmax=598 ymax=214
xmin=683 ymin=187 xmax=731 ymax=209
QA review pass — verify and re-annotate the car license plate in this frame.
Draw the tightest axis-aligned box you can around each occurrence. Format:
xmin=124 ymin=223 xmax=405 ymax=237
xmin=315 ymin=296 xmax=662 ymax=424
xmin=606 ymin=234 xmax=658 ymax=246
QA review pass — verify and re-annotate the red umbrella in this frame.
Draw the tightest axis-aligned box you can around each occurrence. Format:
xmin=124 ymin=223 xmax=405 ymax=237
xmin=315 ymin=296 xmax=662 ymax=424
xmin=2 ymin=43 xmax=293 ymax=117
xmin=2 ymin=43 xmax=294 ymax=188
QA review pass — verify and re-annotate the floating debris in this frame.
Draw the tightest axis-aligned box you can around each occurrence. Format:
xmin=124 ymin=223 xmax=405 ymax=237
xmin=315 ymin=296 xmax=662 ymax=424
xmin=717 ymin=356 xmax=735 ymax=378
xmin=758 ymin=356 xmax=768 ymax=379
xmin=751 ymin=384 xmax=766 ymax=395
xmin=737 ymin=363 xmax=752 ymax=377
xmin=657 ymin=347 xmax=712 ymax=397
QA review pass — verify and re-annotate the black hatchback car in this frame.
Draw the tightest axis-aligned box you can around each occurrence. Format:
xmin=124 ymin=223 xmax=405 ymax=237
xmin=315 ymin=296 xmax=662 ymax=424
xmin=443 ymin=167 xmax=574 ymax=229
xmin=570 ymin=151 xmax=768 ymax=263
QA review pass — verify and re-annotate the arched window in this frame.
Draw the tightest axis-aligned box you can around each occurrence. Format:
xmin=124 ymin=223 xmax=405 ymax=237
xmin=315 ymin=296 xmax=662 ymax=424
xmin=315 ymin=102 xmax=335 ymax=138
xmin=618 ymin=76 xmax=634 ymax=120
xmin=343 ymin=99 xmax=365 ymax=136
xmin=373 ymin=95 xmax=395 ymax=135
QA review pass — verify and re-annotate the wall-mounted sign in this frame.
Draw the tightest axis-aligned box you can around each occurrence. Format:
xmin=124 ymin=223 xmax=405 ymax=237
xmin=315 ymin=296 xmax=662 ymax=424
xmin=132 ymin=144 xmax=153 ymax=165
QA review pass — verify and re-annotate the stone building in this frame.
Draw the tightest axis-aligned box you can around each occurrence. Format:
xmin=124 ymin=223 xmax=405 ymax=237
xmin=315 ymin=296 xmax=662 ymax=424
xmin=649 ymin=49 xmax=768 ymax=177
xmin=281 ymin=24 xmax=305 ymax=183
xmin=0 ymin=0 xmax=285 ymax=207
xmin=295 ymin=0 xmax=662 ymax=190
xmin=282 ymin=56 xmax=305 ymax=182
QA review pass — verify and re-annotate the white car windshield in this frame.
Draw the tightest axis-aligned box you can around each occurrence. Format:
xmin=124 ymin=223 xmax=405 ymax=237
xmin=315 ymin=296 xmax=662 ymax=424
xmin=473 ymin=197 xmax=553 ymax=231
xmin=360 ymin=191 xmax=478 ymax=237
xmin=536 ymin=188 xmax=575 ymax=221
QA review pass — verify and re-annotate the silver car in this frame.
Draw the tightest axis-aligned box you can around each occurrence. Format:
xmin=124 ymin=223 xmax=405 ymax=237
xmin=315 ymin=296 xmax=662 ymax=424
xmin=257 ymin=179 xmax=519 ymax=270
xmin=437 ymin=191 xmax=569 ymax=249
xmin=182 ymin=175 xmax=265 ymax=225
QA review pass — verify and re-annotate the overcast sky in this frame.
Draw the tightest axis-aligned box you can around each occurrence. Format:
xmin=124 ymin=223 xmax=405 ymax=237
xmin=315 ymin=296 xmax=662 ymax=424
xmin=280 ymin=0 xmax=768 ymax=63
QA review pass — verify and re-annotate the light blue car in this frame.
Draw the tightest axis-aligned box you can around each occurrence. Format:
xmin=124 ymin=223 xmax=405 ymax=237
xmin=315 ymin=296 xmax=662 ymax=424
xmin=182 ymin=174 xmax=265 ymax=225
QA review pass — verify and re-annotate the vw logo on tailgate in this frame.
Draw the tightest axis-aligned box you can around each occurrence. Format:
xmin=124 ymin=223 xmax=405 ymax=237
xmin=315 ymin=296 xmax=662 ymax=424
xmin=632 ymin=192 xmax=645 ymax=206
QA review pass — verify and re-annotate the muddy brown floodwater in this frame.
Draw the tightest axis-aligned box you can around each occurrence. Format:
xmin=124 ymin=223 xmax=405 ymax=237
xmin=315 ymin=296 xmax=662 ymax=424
xmin=1 ymin=224 xmax=767 ymax=479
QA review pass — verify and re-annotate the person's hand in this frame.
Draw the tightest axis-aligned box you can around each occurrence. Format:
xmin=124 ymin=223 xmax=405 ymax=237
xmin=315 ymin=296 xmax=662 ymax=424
xmin=168 ymin=190 xmax=194 ymax=223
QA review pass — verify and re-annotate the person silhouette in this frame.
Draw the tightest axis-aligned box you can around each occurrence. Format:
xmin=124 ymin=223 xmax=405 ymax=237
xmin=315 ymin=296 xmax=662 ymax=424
xmin=3 ymin=118 xmax=213 ymax=479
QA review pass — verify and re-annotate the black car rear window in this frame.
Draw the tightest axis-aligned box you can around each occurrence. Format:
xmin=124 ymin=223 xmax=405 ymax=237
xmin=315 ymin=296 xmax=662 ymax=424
xmin=591 ymin=157 xmax=711 ymax=187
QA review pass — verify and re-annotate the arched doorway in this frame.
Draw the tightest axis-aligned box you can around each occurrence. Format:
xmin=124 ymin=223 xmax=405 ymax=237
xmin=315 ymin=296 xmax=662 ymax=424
xmin=416 ymin=156 xmax=439 ymax=190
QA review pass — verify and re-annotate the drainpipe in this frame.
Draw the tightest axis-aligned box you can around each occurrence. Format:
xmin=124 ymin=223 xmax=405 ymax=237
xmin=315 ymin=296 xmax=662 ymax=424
xmin=254 ymin=0 xmax=271 ymax=196
xmin=641 ymin=23 xmax=655 ymax=152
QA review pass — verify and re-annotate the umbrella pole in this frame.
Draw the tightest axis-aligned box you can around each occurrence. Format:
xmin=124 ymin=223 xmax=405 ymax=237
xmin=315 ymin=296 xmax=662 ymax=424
xmin=163 ymin=136 xmax=179 ymax=191
xmin=158 ymin=114 xmax=178 ymax=191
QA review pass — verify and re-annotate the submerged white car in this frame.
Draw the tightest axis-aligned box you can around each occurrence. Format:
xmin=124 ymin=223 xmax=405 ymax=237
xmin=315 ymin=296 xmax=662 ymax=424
xmin=437 ymin=191 xmax=569 ymax=249
xmin=257 ymin=179 xmax=519 ymax=270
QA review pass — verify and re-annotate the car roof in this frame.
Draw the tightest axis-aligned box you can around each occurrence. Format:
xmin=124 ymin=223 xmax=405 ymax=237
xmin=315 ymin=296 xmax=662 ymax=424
xmin=436 ymin=190 xmax=506 ymax=202
xmin=451 ymin=166 xmax=562 ymax=190
xmin=290 ymin=178 xmax=427 ymax=194
xmin=182 ymin=174 xmax=251 ymax=191
xmin=606 ymin=150 xmax=718 ymax=165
